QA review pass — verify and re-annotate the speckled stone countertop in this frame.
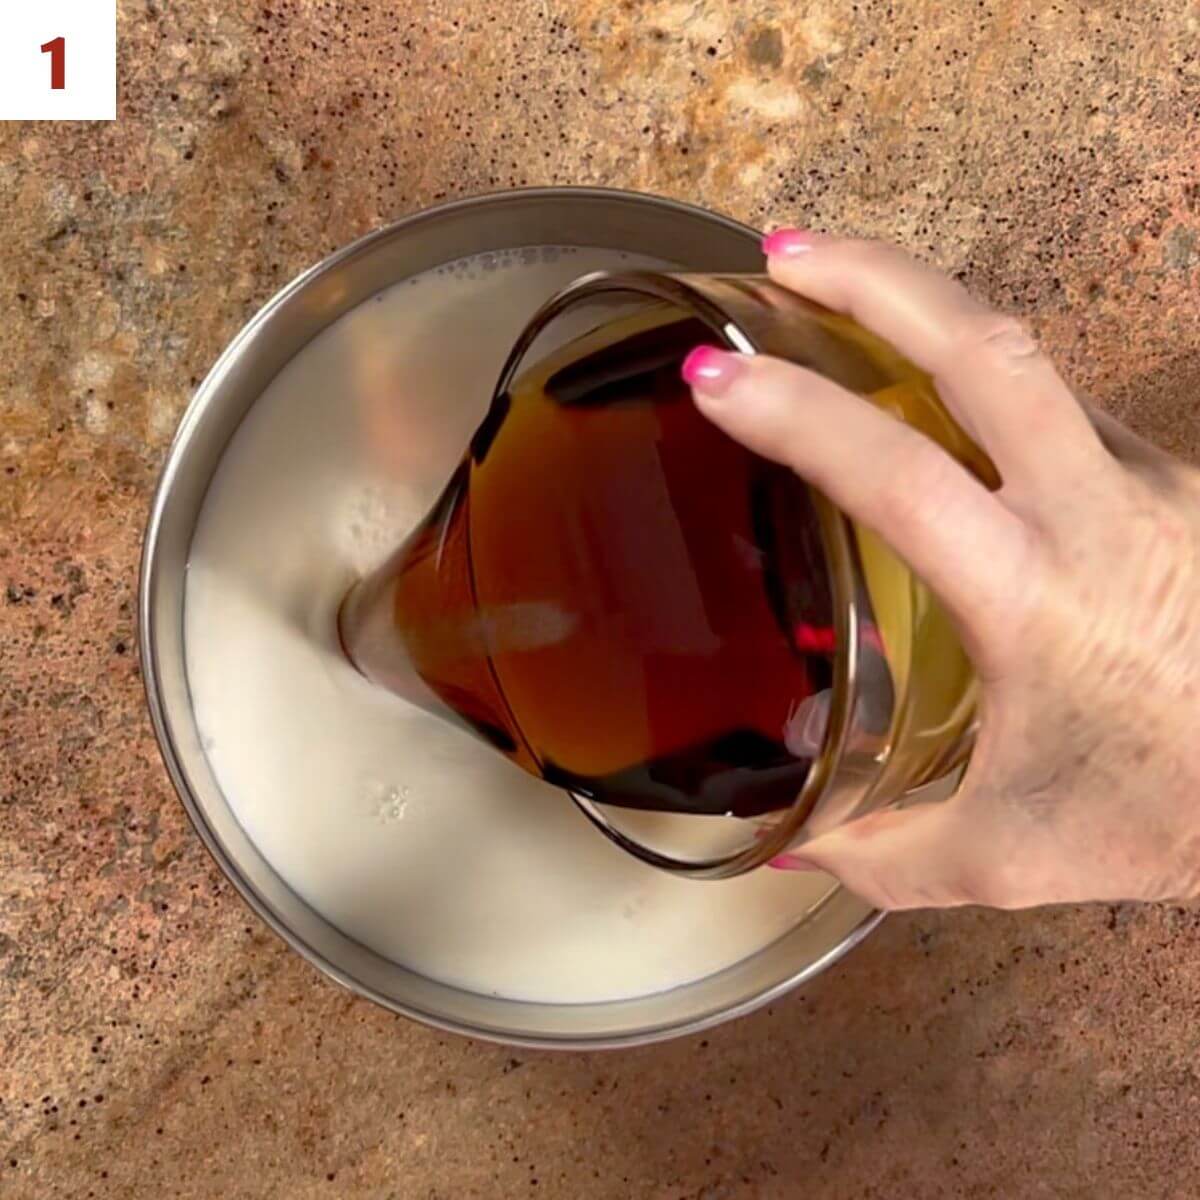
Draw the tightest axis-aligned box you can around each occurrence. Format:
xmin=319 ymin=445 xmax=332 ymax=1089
xmin=3 ymin=2 xmax=1200 ymax=1197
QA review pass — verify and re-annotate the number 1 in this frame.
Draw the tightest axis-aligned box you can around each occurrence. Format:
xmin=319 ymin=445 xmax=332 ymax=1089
xmin=41 ymin=37 xmax=65 ymax=90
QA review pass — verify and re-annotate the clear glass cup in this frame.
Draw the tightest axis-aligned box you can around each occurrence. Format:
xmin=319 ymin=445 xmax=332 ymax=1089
xmin=339 ymin=271 xmax=994 ymax=878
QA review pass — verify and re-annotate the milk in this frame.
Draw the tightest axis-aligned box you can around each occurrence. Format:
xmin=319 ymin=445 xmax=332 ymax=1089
xmin=184 ymin=246 xmax=834 ymax=1005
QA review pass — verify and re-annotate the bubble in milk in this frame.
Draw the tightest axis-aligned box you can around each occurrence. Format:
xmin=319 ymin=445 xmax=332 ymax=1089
xmin=364 ymin=777 xmax=411 ymax=824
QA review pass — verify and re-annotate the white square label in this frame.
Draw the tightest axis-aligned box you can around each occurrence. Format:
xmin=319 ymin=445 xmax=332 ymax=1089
xmin=0 ymin=0 xmax=117 ymax=120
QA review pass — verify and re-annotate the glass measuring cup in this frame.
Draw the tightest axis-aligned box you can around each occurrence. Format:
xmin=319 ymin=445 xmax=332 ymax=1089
xmin=338 ymin=271 xmax=992 ymax=878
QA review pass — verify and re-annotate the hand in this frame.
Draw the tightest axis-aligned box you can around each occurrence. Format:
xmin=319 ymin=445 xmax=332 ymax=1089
xmin=684 ymin=232 xmax=1200 ymax=910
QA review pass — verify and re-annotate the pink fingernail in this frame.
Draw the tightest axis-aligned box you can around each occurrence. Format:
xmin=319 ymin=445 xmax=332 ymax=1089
xmin=681 ymin=345 xmax=742 ymax=397
xmin=761 ymin=228 xmax=822 ymax=257
xmin=769 ymin=853 xmax=819 ymax=872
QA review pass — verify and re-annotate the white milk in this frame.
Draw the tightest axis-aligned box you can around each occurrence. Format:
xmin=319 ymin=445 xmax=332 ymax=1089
xmin=185 ymin=246 xmax=835 ymax=1004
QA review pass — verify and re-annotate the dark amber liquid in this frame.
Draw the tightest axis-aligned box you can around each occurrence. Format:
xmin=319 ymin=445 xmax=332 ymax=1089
xmin=378 ymin=308 xmax=836 ymax=817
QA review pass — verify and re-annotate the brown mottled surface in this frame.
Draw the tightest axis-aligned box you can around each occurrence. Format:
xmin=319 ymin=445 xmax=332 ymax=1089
xmin=2 ymin=1 xmax=1199 ymax=1197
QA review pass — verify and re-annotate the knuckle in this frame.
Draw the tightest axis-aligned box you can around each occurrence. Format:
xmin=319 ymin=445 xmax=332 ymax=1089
xmin=956 ymin=314 xmax=1042 ymax=370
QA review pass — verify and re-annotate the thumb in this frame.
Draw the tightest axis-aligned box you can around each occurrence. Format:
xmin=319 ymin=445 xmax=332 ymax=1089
xmin=771 ymin=802 xmax=980 ymax=911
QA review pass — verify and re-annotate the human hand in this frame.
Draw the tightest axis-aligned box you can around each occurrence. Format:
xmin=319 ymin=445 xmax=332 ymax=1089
xmin=684 ymin=232 xmax=1200 ymax=910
